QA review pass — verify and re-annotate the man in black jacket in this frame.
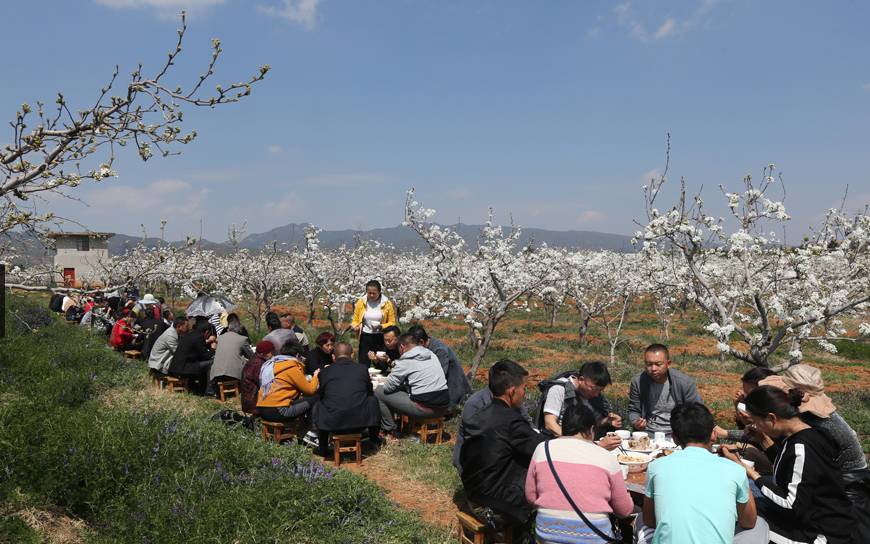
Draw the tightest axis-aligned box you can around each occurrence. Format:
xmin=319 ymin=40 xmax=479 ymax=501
xmin=459 ymin=359 xmax=544 ymax=541
xmin=313 ymin=342 xmax=380 ymax=457
xmin=168 ymin=321 xmax=215 ymax=395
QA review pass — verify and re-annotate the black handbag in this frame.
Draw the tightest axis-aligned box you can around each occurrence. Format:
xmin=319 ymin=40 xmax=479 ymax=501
xmin=543 ymin=440 xmax=621 ymax=543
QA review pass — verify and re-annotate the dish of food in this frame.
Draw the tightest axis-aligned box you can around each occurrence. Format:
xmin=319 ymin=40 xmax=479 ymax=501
xmin=628 ymin=436 xmax=651 ymax=450
xmin=617 ymin=452 xmax=652 ymax=473
xmin=617 ymin=453 xmax=649 ymax=464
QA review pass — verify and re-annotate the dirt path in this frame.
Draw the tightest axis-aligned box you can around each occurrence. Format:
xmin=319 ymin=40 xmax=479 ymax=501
xmin=325 ymin=447 xmax=461 ymax=529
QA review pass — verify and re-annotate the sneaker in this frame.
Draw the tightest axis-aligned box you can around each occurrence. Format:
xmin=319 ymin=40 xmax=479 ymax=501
xmin=302 ymin=431 xmax=319 ymax=449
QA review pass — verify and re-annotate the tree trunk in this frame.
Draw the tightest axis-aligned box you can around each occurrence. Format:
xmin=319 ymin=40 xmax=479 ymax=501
xmin=467 ymin=323 xmax=481 ymax=351
xmin=307 ymin=299 xmax=315 ymax=326
xmin=466 ymin=319 xmax=497 ymax=384
xmin=548 ymin=304 xmax=558 ymax=328
xmin=578 ymin=315 xmax=591 ymax=347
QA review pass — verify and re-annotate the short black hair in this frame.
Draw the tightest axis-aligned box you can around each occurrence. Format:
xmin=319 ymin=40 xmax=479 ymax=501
xmin=397 ymin=333 xmax=419 ymax=348
xmin=172 ymin=317 xmax=188 ymax=329
xmin=741 ymin=367 xmax=776 ymax=386
xmin=561 ymin=402 xmax=598 ymax=437
xmin=407 ymin=324 xmax=429 ymax=343
xmin=579 ymin=361 xmax=612 ymax=387
xmin=279 ymin=337 xmax=305 ymax=358
xmin=264 ymin=312 xmax=281 ymax=331
xmin=645 ymin=343 xmax=670 ymax=360
xmin=382 ymin=325 xmax=401 ymax=337
xmin=488 ymin=359 xmax=528 ymax=397
xmin=670 ymin=402 xmax=715 ymax=446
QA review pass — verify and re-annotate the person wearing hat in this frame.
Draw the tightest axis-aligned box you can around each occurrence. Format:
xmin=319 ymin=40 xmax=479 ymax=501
xmin=721 ymin=385 xmax=854 ymax=544
xmin=759 ymin=364 xmax=869 ymax=542
xmin=136 ymin=293 xmax=162 ymax=320
xmin=241 ymin=340 xmax=274 ymax=416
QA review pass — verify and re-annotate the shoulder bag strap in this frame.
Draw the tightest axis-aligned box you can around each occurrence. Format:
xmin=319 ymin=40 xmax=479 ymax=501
xmin=543 ymin=440 xmax=619 ymax=543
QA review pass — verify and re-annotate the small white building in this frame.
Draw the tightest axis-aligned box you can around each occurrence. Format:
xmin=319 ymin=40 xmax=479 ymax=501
xmin=48 ymin=231 xmax=114 ymax=287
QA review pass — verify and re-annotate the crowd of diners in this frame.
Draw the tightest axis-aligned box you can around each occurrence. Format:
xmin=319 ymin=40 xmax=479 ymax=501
xmin=456 ymin=348 xmax=868 ymax=544
xmin=49 ymin=280 xmax=868 ymax=544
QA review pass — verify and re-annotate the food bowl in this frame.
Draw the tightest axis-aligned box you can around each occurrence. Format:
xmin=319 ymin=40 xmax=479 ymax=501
xmin=617 ymin=452 xmax=652 ymax=473
xmin=367 ymin=367 xmax=381 ymax=376
xmin=614 ymin=430 xmax=631 ymax=440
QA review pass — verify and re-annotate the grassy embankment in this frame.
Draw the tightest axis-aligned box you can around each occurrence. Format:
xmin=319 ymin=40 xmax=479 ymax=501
xmin=0 ymin=294 xmax=451 ymax=543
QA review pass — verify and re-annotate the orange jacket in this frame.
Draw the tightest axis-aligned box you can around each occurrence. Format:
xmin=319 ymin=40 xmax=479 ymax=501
xmin=256 ymin=358 xmax=319 ymax=408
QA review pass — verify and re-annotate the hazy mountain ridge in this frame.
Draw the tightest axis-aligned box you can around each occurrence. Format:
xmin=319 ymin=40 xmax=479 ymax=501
xmin=10 ymin=223 xmax=635 ymax=261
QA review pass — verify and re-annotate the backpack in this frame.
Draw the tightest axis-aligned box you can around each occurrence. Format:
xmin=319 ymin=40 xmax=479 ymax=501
xmin=50 ymin=293 xmax=64 ymax=312
xmin=535 ymin=370 xmax=578 ymax=434
xmin=211 ymin=409 xmax=256 ymax=432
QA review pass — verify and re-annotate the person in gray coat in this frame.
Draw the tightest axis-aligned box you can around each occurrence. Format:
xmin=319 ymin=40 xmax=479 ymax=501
xmin=209 ymin=319 xmax=253 ymax=383
xmin=629 ymin=343 xmax=702 ymax=433
xmin=375 ymin=333 xmax=449 ymax=435
xmin=407 ymin=324 xmax=472 ymax=410
xmin=148 ymin=318 xmax=190 ymax=375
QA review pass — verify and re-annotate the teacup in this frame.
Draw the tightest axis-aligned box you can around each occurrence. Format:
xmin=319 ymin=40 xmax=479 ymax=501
xmin=632 ymin=431 xmax=648 ymax=441
xmin=614 ymin=430 xmax=631 ymax=440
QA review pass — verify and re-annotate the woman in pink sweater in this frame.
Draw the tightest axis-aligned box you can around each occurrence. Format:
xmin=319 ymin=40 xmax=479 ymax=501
xmin=525 ymin=403 xmax=634 ymax=543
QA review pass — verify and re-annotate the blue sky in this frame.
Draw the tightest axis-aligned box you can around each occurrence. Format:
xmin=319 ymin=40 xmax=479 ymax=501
xmin=2 ymin=0 xmax=868 ymax=241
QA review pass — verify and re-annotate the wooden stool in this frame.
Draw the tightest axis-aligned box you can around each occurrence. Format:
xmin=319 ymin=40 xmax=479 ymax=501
xmin=456 ymin=512 xmax=513 ymax=544
xmin=412 ymin=417 xmax=445 ymax=444
xmin=332 ymin=433 xmax=362 ymax=466
xmin=123 ymin=350 xmax=142 ymax=360
xmin=261 ymin=420 xmax=297 ymax=444
xmin=217 ymin=379 xmax=240 ymax=402
xmin=151 ymin=372 xmax=167 ymax=390
xmin=164 ymin=376 xmax=189 ymax=394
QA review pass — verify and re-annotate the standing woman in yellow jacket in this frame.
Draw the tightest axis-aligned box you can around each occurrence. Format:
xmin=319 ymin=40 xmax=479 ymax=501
xmin=351 ymin=280 xmax=397 ymax=367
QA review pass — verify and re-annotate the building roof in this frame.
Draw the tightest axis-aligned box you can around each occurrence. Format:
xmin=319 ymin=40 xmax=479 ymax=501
xmin=46 ymin=231 xmax=115 ymax=239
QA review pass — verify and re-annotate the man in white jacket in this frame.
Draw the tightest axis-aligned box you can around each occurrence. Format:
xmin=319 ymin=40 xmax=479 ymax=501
xmin=375 ymin=333 xmax=449 ymax=437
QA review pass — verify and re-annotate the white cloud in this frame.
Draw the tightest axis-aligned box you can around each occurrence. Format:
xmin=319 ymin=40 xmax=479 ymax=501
xmin=613 ymin=0 xmax=719 ymax=42
xmin=577 ymin=210 xmax=605 ymax=225
xmin=257 ymin=0 xmax=321 ymax=29
xmin=266 ymin=144 xmax=284 ymax=155
xmin=94 ymin=0 xmax=224 ymax=18
xmin=641 ymin=169 xmax=661 ymax=184
xmin=88 ymin=178 xmax=208 ymax=217
xmin=263 ymin=192 xmax=307 ymax=214
xmin=654 ymin=18 xmax=677 ymax=40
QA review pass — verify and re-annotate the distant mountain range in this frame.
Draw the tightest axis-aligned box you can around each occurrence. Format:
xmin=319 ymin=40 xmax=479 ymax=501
xmin=11 ymin=223 xmax=635 ymax=261
xmin=110 ymin=223 xmax=635 ymax=253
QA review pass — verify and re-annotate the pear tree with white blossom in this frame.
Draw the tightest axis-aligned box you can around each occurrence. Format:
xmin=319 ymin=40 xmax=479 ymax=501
xmin=0 ymin=11 xmax=268 ymax=247
xmin=404 ymin=189 xmax=558 ymax=379
xmin=637 ymin=164 xmax=870 ymax=368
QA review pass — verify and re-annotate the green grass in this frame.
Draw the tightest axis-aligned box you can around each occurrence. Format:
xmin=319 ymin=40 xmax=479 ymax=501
xmin=829 ymin=390 xmax=870 ymax=455
xmin=0 ymin=515 xmax=39 ymax=544
xmin=831 ymin=339 xmax=870 ymax=362
xmin=0 ymin=295 xmax=450 ymax=544
xmin=385 ymin=442 xmax=461 ymax=495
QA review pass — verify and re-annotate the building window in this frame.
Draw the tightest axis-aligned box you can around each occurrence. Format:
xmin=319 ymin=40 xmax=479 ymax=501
xmin=76 ymin=237 xmax=90 ymax=252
